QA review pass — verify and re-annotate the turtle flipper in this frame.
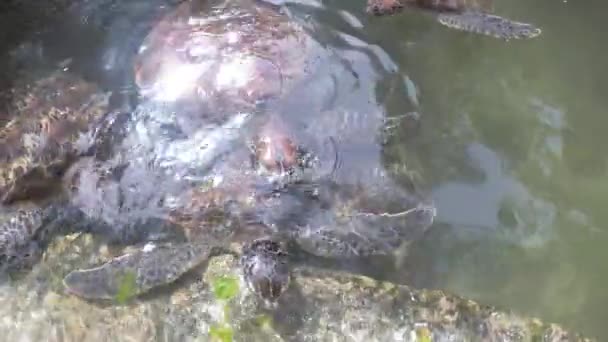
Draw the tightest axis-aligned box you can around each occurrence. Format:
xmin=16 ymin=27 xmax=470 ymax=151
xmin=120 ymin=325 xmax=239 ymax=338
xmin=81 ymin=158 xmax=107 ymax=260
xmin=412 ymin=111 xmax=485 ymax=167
xmin=436 ymin=12 xmax=541 ymax=40
xmin=295 ymin=204 xmax=436 ymax=258
xmin=63 ymin=241 xmax=216 ymax=300
xmin=240 ymin=239 xmax=290 ymax=302
xmin=1 ymin=204 xmax=86 ymax=271
xmin=0 ymin=208 xmax=47 ymax=270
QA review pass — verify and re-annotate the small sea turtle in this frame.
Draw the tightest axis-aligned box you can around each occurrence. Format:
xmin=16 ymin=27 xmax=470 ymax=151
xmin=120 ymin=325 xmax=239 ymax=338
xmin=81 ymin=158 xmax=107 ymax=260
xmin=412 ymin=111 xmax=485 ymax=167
xmin=366 ymin=0 xmax=541 ymax=39
xmin=0 ymin=70 xmax=110 ymax=205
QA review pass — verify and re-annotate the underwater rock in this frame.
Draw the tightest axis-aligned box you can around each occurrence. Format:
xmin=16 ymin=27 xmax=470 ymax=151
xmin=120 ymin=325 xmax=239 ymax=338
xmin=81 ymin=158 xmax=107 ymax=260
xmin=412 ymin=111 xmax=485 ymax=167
xmin=0 ymin=234 xmax=592 ymax=341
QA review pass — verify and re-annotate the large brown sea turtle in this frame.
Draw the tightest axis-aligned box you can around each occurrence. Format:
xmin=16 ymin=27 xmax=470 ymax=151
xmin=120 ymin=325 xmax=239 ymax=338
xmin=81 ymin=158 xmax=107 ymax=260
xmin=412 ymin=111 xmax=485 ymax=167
xmin=59 ymin=120 xmax=434 ymax=303
xmin=0 ymin=0 xmax=434 ymax=304
xmin=366 ymin=0 xmax=541 ymax=39
xmin=56 ymin=0 xmax=435 ymax=303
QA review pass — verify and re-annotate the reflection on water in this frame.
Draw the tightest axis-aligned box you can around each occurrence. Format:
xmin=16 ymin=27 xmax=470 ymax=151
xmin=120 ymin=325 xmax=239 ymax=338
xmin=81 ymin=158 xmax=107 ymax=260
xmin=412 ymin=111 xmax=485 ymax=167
xmin=0 ymin=0 xmax=606 ymax=339
xmin=345 ymin=0 xmax=608 ymax=338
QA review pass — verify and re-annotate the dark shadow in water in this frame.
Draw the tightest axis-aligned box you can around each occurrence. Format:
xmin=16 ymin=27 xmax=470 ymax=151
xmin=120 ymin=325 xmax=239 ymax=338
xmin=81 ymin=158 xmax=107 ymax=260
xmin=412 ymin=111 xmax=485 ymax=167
xmin=38 ymin=0 xmax=179 ymax=91
xmin=0 ymin=0 xmax=181 ymax=114
xmin=0 ymin=1 xmax=75 ymax=113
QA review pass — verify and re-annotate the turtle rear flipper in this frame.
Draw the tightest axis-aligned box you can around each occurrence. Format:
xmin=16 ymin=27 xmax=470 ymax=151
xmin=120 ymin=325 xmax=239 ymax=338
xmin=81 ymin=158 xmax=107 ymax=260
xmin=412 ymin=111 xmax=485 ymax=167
xmin=63 ymin=241 xmax=217 ymax=300
xmin=436 ymin=11 xmax=541 ymax=39
xmin=1 ymin=204 xmax=86 ymax=271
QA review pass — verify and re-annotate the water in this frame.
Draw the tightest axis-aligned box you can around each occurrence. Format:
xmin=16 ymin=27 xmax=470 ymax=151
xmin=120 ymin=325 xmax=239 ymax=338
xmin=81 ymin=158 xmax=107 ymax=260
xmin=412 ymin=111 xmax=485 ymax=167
xmin=1 ymin=0 xmax=606 ymax=339
xmin=327 ymin=0 xmax=608 ymax=338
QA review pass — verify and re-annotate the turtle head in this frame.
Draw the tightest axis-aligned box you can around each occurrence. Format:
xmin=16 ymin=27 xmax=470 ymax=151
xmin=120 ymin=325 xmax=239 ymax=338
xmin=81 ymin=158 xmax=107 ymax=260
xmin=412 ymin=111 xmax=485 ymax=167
xmin=240 ymin=239 xmax=290 ymax=302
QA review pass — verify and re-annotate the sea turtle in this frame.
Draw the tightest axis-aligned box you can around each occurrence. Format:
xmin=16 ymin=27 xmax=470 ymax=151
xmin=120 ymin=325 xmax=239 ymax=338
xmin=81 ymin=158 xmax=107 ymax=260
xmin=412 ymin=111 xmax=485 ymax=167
xmin=54 ymin=0 xmax=436 ymax=303
xmin=0 ymin=0 xmax=319 ymax=275
xmin=60 ymin=131 xmax=434 ymax=303
xmin=0 ymin=70 xmax=110 ymax=205
xmin=0 ymin=0 xmax=434 ymax=303
xmin=11 ymin=91 xmax=419 ymax=298
xmin=366 ymin=0 xmax=541 ymax=40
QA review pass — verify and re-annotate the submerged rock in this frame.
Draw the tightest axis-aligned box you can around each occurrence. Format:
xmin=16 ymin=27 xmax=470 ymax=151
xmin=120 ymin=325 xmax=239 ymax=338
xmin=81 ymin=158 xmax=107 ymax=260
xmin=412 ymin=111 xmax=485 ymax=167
xmin=0 ymin=234 xmax=592 ymax=341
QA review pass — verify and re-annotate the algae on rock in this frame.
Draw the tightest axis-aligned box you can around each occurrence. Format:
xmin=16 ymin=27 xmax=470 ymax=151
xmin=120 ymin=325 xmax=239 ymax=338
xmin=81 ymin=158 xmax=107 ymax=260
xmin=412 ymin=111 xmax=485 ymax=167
xmin=0 ymin=233 xmax=594 ymax=341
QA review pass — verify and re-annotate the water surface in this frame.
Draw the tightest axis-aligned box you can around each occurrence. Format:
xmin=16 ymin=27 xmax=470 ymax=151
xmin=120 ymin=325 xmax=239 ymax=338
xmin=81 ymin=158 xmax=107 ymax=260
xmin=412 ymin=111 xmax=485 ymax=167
xmin=324 ymin=0 xmax=607 ymax=338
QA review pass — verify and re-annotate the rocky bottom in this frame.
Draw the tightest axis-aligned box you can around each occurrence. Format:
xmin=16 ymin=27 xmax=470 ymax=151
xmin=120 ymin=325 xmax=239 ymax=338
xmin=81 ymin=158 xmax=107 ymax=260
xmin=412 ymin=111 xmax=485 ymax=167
xmin=0 ymin=232 xmax=592 ymax=342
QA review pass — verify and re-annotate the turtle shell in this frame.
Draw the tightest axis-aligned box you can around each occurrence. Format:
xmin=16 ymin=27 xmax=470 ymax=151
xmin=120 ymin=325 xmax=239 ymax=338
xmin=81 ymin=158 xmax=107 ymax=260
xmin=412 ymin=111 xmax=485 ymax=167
xmin=133 ymin=0 xmax=314 ymax=107
xmin=0 ymin=71 xmax=109 ymax=204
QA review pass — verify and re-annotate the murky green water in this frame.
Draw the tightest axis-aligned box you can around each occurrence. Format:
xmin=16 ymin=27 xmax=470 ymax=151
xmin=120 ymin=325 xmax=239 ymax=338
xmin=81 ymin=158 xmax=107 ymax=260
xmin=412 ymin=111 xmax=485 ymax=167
xmin=326 ymin=0 xmax=608 ymax=338
xmin=0 ymin=0 xmax=606 ymax=339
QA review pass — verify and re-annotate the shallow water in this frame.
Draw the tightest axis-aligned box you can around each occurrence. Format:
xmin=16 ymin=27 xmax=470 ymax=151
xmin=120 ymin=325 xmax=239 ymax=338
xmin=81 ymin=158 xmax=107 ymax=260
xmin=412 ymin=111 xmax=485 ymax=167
xmin=0 ymin=0 xmax=606 ymax=340
xmin=325 ymin=0 xmax=608 ymax=339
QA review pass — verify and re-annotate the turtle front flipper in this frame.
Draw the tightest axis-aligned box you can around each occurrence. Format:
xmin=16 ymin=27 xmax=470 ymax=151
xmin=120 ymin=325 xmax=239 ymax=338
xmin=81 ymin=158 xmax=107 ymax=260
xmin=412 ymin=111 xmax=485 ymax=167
xmin=436 ymin=12 xmax=541 ymax=40
xmin=63 ymin=241 xmax=217 ymax=300
xmin=295 ymin=204 xmax=436 ymax=258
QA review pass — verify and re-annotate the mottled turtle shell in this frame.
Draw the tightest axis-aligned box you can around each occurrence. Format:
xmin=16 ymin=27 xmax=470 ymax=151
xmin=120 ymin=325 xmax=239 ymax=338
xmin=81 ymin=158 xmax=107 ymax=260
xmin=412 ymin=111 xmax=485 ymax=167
xmin=0 ymin=71 xmax=109 ymax=204
xmin=133 ymin=0 xmax=315 ymax=106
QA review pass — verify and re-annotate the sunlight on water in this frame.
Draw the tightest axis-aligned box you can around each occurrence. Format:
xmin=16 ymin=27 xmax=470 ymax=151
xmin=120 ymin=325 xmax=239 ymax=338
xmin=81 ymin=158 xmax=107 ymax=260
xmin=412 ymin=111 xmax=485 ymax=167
xmin=148 ymin=61 xmax=213 ymax=102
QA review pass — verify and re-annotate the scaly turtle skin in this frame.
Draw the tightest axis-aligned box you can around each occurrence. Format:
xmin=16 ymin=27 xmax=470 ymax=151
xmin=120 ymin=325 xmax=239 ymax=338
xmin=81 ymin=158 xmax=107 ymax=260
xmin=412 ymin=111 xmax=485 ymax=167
xmin=0 ymin=0 xmax=433 ymax=303
xmin=0 ymin=70 xmax=110 ymax=205
xmin=366 ymin=0 xmax=541 ymax=40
